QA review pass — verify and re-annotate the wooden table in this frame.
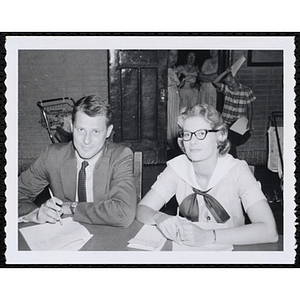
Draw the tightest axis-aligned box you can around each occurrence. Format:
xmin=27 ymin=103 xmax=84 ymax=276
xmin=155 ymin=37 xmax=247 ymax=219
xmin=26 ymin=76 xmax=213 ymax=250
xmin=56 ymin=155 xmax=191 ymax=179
xmin=19 ymin=219 xmax=283 ymax=251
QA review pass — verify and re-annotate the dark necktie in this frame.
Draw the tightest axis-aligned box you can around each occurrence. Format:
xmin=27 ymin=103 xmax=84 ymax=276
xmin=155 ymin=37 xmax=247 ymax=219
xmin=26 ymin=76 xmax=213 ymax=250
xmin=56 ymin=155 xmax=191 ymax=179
xmin=179 ymin=187 xmax=230 ymax=223
xmin=78 ymin=161 xmax=89 ymax=202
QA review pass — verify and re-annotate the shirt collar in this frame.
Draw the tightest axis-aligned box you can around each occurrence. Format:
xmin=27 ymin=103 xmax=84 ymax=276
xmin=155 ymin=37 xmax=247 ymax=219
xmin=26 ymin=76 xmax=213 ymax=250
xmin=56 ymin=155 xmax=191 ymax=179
xmin=224 ymin=83 xmax=242 ymax=92
xmin=232 ymin=83 xmax=243 ymax=91
xmin=75 ymin=150 xmax=102 ymax=170
xmin=167 ymin=154 xmax=238 ymax=190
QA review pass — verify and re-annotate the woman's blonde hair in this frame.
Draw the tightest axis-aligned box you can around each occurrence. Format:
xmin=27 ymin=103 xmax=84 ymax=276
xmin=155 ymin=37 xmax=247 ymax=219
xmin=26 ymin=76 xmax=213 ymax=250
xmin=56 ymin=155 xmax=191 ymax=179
xmin=177 ymin=104 xmax=230 ymax=156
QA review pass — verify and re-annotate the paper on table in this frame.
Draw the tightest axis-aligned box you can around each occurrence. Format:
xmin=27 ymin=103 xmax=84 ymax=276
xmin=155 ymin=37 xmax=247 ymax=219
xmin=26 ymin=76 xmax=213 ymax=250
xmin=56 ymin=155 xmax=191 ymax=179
xmin=230 ymin=116 xmax=249 ymax=135
xmin=127 ymin=224 xmax=167 ymax=251
xmin=19 ymin=217 xmax=93 ymax=251
xmin=173 ymin=242 xmax=233 ymax=251
xmin=172 ymin=222 xmax=233 ymax=251
xmin=231 ymin=55 xmax=246 ymax=77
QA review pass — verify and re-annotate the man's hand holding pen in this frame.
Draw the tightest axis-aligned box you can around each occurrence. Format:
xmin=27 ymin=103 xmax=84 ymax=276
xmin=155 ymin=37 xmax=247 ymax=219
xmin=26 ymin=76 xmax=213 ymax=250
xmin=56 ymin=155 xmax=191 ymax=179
xmin=36 ymin=196 xmax=64 ymax=224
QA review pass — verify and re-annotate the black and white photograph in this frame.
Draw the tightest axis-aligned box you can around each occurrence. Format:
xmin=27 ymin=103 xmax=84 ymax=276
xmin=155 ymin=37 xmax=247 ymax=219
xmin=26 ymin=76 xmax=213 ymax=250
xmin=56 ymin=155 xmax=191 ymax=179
xmin=4 ymin=35 xmax=296 ymax=265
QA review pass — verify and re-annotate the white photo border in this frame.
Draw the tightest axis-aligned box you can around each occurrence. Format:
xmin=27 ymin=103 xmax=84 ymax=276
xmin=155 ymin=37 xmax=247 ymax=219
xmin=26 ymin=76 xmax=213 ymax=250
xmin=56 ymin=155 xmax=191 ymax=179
xmin=4 ymin=35 xmax=297 ymax=265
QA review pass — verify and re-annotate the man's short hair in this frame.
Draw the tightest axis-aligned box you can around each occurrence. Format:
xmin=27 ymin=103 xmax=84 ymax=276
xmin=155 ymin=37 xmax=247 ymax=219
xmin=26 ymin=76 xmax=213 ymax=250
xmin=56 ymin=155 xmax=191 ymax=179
xmin=72 ymin=94 xmax=112 ymax=126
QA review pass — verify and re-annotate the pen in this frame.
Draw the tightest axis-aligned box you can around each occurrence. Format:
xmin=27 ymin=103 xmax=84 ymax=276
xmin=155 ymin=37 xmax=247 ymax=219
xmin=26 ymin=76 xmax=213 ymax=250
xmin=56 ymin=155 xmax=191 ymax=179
xmin=176 ymin=227 xmax=180 ymax=239
xmin=175 ymin=228 xmax=183 ymax=245
xmin=175 ymin=211 xmax=180 ymax=241
xmin=48 ymin=188 xmax=63 ymax=225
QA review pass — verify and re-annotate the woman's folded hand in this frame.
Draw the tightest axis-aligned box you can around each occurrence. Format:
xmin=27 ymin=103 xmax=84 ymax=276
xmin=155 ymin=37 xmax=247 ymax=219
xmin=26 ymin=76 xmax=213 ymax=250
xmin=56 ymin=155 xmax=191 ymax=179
xmin=154 ymin=213 xmax=185 ymax=245
xmin=182 ymin=223 xmax=215 ymax=247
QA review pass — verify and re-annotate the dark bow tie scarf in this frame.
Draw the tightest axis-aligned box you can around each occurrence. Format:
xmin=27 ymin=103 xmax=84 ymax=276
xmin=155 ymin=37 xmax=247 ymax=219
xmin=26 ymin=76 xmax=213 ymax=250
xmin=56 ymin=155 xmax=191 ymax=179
xmin=78 ymin=161 xmax=89 ymax=202
xmin=179 ymin=188 xmax=230 ymax=223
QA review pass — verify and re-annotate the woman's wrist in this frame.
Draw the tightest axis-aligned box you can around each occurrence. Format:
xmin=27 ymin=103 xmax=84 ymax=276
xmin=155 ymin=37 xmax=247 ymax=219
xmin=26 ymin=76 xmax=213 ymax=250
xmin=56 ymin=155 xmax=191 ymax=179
xmin=207 ymin=229 xmax=216 ymax=244
xmin=153 ymin=211 xmax=165 ymax=225
xmin=212 ymin=229 xmax=217 ymax=244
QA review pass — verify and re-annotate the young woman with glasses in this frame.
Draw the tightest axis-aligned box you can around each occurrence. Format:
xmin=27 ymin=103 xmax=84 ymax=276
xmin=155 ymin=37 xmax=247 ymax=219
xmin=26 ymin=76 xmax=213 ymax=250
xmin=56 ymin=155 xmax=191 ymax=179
xmin=136 ymin=104 xmax=278 ymax=248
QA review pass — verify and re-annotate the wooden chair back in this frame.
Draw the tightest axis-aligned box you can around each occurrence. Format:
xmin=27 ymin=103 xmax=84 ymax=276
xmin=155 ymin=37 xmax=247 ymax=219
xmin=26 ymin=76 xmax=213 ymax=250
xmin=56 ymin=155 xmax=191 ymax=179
xmin=133 ymin=151 xmax=143 ymax=203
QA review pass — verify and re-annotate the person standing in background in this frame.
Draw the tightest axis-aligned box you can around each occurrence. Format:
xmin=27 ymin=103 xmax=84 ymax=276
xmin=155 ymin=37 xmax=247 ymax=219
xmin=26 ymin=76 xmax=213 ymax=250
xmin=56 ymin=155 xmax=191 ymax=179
xmin=198 ymin=50 xmax=219 ymax=109
xmin=213 ymin=68 xmax=255 ymax=158
xmin=177 ymin=51 xmax=200 ymax=109
xmin=167 ymin=50 xmax=184 ymax=157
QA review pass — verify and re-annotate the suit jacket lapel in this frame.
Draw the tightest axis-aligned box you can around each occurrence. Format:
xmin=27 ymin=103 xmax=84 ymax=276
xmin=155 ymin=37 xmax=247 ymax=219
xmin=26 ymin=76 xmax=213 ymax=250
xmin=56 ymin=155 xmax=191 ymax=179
xmin=93 ymin=142 xmax=110 ymax=202
xmin=61 ymin=145 xmax=77 ymax=202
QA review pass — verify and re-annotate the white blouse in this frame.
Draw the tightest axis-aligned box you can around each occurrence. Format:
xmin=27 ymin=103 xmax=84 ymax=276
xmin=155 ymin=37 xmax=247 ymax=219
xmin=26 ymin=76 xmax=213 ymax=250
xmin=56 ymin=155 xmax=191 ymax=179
xmin=152 ymin=154 xmax=266 ymax=228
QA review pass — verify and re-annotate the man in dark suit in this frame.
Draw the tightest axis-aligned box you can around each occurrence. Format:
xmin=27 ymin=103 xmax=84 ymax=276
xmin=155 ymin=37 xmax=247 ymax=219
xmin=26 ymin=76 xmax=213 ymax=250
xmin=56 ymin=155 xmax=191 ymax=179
xmin=18 ymin=95 xmax=136 ymax=227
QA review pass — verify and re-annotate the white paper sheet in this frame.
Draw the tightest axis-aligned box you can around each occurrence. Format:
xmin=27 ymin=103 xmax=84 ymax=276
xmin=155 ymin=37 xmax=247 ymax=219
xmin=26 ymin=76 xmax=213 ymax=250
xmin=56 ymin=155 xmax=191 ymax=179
xmin=230 ymin=116 xmax=249 ymax=135
xmin=172 ymin=242 xmax=233 ymax=251
xmin=231 ymin=55 xmax=246 ymax=77
xmin=127 ymin=224 xmax=167 ymax=251
xmin=19 ymin=217 xmax=93 ymax=251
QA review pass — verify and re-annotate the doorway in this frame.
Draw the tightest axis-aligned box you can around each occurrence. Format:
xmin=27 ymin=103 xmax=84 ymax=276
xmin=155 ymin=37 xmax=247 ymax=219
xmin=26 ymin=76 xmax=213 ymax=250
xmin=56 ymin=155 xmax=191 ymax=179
xmin=108 ymin=50 xmax=169 ymax=165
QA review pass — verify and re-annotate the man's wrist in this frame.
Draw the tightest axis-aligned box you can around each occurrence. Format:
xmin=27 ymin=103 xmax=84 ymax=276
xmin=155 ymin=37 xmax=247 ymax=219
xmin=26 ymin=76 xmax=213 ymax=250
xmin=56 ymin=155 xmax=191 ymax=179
xmin=69 ymin=202 xmax=78 ymax=215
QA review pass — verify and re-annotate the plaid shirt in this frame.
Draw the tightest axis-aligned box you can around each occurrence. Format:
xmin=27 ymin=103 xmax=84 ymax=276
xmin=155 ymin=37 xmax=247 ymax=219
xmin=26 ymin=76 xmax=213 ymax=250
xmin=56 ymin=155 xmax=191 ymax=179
xmin=218 ymin=83 xmax=256 ymax=126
